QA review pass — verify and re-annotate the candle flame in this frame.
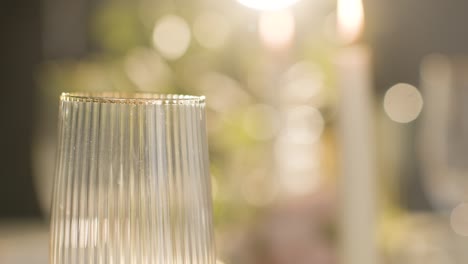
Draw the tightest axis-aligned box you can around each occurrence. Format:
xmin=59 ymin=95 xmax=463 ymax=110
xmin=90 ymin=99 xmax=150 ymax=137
xmin=337 ymin=0 xmax=364 ymax=43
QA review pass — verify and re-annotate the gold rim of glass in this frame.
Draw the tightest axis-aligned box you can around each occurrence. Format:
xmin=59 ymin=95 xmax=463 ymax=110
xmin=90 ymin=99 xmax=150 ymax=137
xmin=61 ymin=92 xmax=205 ymax=105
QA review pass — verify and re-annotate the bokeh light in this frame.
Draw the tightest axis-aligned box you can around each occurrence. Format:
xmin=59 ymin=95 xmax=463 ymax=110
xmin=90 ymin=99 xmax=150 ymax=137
xmin=450 ymin=203 xmax=468 ymax=236
xmin=281 ymin=61 xmax=324 ymax=105
xmin=152 ymin=15 xmax=191 ymax=60
xmin=258 ymin=10 xmax=295 ymax=49
xmin=275 ymin=139 xmax=320 ymax=182
xmin=236 ymin=0 xmax=301 ymax=11
xmin=275 ymin=141 xmax=321 ymax=196
xmin=384 ymin=83 xmax=424 ymax=123
xmin=274 ymin=136 xmax=320 ymax=165
xmin=194 ymin=12 xmax=231 ymax=50
xmin=274 ymin=105 xmax=324 ymax=196
xmin=284 ymin=106 xmax=325 ymax=144
xmin=124 ymin=47 xmax=172 ymax=91
xmin=197 ymin=71 xmax=250 ymax=113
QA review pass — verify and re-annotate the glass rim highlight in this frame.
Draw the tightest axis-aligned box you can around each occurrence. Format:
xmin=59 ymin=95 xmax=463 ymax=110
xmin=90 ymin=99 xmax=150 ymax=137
xmin=61 ymin=92 xmax=206 ymax=105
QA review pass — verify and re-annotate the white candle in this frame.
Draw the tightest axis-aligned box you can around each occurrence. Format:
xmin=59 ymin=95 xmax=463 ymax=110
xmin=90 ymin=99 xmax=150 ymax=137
xmin=336 ymin=0 xmax=378 ymax=264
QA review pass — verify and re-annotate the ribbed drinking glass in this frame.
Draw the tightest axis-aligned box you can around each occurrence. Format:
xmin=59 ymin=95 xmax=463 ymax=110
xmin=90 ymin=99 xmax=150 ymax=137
xmin=50 ymin=93 xmax=215 ymax=264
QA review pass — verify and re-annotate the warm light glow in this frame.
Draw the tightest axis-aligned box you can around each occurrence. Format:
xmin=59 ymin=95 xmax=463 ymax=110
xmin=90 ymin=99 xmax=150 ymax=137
xmin=152 ymin=15 xmax=191 ymax=60
xmin=337 ymin=0 xmax=364 ymax=43
xmin=258 ymin=10 xmax=295 ymax=49
xmin=194 ymin=12 xmax=231 ymax=49
xmin=384 ymin=83 xmax=424 ymax=123
xmin=237 ymin=0 xmax=301 ymax=11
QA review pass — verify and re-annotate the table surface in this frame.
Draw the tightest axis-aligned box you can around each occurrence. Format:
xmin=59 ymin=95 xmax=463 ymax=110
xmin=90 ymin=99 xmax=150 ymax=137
xmin=0 ymin=220 xmax=48 ymax=264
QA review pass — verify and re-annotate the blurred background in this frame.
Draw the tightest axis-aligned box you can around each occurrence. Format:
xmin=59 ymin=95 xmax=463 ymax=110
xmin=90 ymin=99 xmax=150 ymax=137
xmin=2 ymin=0 xmax=468 ymax=263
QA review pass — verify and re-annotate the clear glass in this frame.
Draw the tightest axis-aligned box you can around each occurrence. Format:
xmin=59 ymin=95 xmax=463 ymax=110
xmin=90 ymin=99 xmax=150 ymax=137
xmin=50 ymin=92 xmax=215 ymax=264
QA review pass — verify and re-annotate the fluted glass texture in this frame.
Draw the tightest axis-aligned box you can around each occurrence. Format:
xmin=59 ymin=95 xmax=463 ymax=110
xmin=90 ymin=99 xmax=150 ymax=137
xmin=50 ymin=93 xmax=215 ymax=264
